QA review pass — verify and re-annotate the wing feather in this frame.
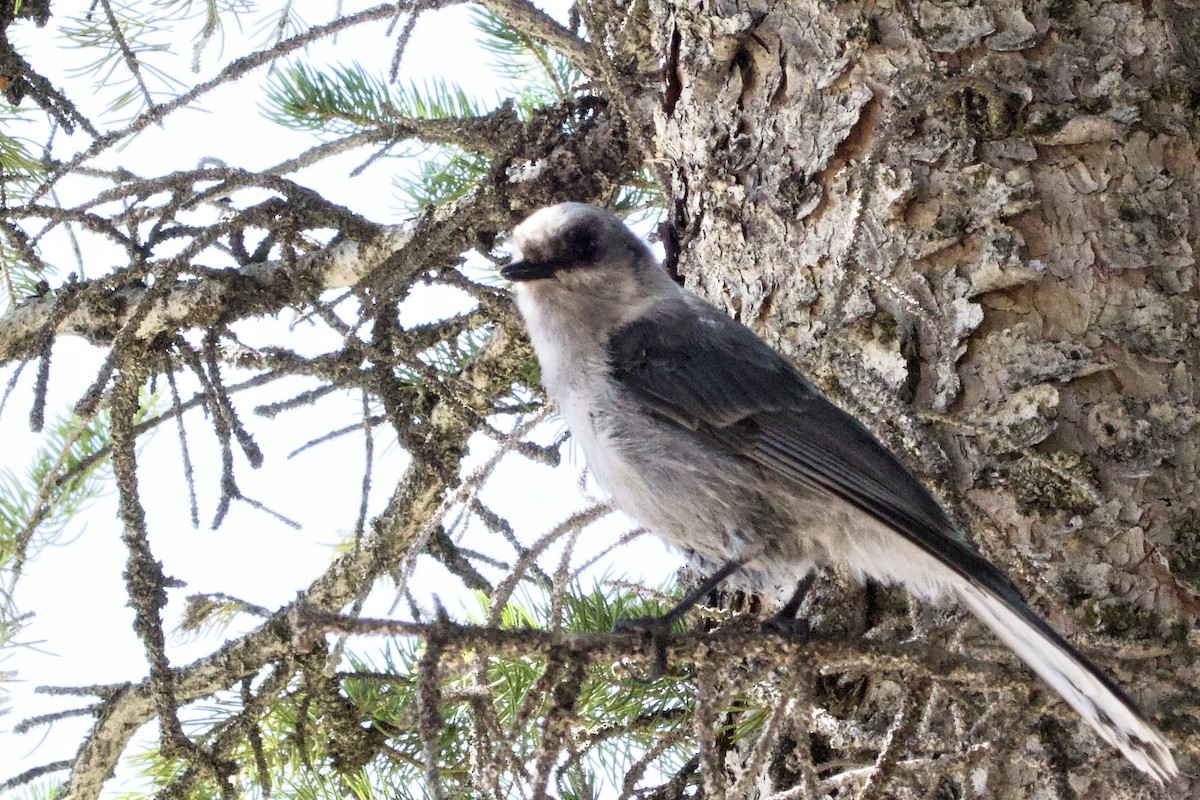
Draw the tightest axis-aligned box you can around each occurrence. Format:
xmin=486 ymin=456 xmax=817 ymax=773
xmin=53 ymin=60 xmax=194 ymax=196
xmin=607 ymin=301 xmax=1021 ymax=601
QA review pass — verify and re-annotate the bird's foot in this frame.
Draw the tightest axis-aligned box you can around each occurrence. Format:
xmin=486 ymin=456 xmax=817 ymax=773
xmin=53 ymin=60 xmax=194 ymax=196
xmin=759 ymin=573 xmax=816 ymax=643
xmin=614 ymin=615 xmax=676 ymax=681
xmin=760 ymin=612 xmax=811 ymax=643
xmin=612 ymin=558 xmax=751 ymax=681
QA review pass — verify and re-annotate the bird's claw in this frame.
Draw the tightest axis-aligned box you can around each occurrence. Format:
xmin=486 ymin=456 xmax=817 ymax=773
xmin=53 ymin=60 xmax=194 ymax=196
xmin=614 ymin=615 xmax=675 ymax=682
xmin=760 ymin=573 xmax=815 ymax=643
xmin=760 ymin=612 xmax=811 ymax=643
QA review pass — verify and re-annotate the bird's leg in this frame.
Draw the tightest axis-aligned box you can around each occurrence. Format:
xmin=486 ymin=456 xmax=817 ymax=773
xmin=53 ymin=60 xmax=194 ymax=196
xmin=760 ymin=572 xmax=816 ymax=642
xmin=614 ymin=557 xmax=748 ymax=679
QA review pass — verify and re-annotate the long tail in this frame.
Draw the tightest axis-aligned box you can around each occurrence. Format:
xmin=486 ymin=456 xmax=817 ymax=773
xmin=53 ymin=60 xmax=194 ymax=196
xmin=954 ymin=581 xmax=1178 ymax=782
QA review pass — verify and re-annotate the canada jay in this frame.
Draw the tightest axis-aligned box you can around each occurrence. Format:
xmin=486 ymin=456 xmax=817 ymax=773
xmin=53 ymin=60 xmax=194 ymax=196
xmin=502 ymin=201 xmax=1177 ymax=782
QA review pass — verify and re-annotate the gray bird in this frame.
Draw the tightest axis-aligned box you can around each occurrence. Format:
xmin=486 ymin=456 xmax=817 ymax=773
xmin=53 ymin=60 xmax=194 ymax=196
xmin=501 ymin=201 xmax=1178 ymax=782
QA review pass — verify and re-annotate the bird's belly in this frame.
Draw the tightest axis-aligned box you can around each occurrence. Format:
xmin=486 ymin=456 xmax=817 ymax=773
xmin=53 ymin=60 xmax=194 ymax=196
xmin=561 ymin=393 xmax=768 ymax=564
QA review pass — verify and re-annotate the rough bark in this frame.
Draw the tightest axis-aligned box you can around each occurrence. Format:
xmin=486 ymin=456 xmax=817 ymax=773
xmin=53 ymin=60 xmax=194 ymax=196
xmin=602 ymin=0 xmax=1199 ymax=794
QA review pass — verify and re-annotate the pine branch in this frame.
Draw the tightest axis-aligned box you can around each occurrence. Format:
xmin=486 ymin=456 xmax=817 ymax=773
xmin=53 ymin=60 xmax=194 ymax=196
xmin=2 ymin=99 xmax=634 ymax=365
xmin=473 ymin=0 xmax=597 ymax=78
xmin=264 ymin=101 xmax=522 ymax=177
xmin=51 ymin=318 xmax=527 ymax=800
xmin=31 ymin=2 xmax=416 ymax=203
xmin=24 ymin=112 xmax=638 ymax=794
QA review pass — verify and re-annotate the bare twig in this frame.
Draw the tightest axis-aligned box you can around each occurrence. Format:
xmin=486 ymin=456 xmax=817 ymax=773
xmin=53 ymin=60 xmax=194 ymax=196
xmin=32 ymin=3 xmax=426 ymax=202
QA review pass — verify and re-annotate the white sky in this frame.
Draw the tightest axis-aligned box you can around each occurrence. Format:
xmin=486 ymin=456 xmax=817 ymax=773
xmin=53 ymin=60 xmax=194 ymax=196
xmin=0 ymin=2 xmax=673 ymax=794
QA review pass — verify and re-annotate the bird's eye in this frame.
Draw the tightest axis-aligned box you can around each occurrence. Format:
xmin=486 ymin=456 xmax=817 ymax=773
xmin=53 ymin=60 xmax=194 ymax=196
xmin=564 ymin=227 xmax=600 ymax=264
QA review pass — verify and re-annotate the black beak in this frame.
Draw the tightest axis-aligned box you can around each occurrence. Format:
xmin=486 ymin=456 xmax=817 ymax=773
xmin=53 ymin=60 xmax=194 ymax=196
xmin=500 ymin=258 xmax=566 ymax=282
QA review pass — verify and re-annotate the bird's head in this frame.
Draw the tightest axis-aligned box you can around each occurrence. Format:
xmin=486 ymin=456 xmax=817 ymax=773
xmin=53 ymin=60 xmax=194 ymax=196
xmin=503 ymin=203 xmax=662 ymax=300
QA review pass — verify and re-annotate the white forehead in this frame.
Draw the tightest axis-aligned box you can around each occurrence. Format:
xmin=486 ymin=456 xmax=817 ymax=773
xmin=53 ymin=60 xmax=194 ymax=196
xmin=512 ymin=202 xmax=601 ymax=249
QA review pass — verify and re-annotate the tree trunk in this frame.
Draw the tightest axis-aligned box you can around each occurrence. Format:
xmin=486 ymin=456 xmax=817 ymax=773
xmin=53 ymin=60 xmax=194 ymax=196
xmin=611 ymin=0 xmax=1199 ymax=794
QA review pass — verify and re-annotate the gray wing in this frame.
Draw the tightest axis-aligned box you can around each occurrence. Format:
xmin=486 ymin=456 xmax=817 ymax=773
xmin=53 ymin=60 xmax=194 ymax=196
xmin=606 ymin=299 xmax=1026 ymax=606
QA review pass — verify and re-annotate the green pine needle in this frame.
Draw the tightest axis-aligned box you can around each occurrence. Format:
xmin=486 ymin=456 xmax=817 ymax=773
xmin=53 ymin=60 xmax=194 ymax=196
xmin=59 ymin=3 xmax=188 ymax=116
xmin=0 ymin=412 xmax=111 ymax=575
xmin=392 ymin=147 xmax=491 ymax=213
xmin=470 ymin=8 xmax=582 ymax=112
xmin=263 ymin=62 xmax=481 ymax=137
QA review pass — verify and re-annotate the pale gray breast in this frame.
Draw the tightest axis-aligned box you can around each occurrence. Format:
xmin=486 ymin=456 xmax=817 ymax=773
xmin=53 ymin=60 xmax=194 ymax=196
xmin=585 ymin=392 xmax=775 ymax=563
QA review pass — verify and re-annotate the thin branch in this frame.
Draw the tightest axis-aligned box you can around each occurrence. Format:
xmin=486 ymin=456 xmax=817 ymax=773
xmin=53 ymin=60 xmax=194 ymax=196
xmin=853 ymin=680 xmax=932 ymax=800
xmin=14 ymin=704 xmax=103 ymax=734
xmin=98 ymin=0 xmax=159 ymax=116
xmin=32 ymin=3 xmax=430 ymax=202
xmin=355 ymin=389 xmax=375 ymax=541
xmin=291 ymin=606 xmax=1016 ymax=687
xmin=475 ymin=0 xmax=598 ymax=76
xmin=287 ymin=414 xmax=386 ymax=459
xmin=616 ymin=718 xmax=693 ymax=800
xmin=0 ymin=760 xmax=73 ymax=793
xmin=110 ymin=360 xmax=201 ymax=764
xmin=164 ymin=362 xmax=200 ymax=528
